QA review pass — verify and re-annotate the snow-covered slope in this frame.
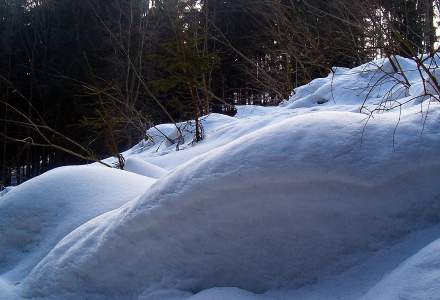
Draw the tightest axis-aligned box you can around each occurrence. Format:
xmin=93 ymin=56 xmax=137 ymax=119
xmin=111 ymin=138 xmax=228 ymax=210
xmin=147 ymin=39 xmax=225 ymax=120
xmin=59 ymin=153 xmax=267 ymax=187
xmin=361 ymin=235 xmax=440 ymax=300
xmin=124 ymin=157 xmax=168 ymax=178
xmin=0 ymin=166 xmax=155 ymax=298
xmin=2 ymin=56 xmax=440 ymax=300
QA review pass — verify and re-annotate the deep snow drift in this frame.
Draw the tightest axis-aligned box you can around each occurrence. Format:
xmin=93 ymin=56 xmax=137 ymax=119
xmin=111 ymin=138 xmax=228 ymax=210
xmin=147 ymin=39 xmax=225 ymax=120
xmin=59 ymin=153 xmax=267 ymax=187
xmin=2 ymin=56 xmax=440 ymax=300
xmin=0 ymin=166 xmax=155 ymax=298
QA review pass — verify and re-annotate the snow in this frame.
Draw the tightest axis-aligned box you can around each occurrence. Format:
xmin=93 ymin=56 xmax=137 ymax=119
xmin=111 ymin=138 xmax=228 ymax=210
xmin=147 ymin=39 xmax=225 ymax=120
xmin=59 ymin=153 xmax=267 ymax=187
xmin=360 ymin=233 xmax=440 ymax=300
xmin=20 ymin=106 xmax=440 ymax=299
xmin=189 ymin=288 xmax=263 ymax=300
xmin=124 ymin=157 xmax=167 ymax=178
xmin=2 ymin=56 xmax=440 ymax=299
xmin=0 ymin=166 xmax=154 ymax=298
xmin=0 ymin=186 xmax=14 ymax=197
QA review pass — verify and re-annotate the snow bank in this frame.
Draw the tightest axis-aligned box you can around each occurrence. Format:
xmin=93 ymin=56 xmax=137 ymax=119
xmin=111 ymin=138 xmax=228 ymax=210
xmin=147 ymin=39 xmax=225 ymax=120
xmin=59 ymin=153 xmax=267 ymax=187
xmin=3 ymin=56 xmax=440 ymax=300
xmin=361 ymin=236 xmax=440 ymax=300
xmin=282 ymin=56 xmax=429 ymax=110
xmin=120 ymin=109 xmax=295 ymax=171
xmin=0 ymin=165 xmax=154 ymax=286
xmin=22 ymin=103 xmax=440 ymax=299
xmin=124 ymin=157 xmax=167 ymax=178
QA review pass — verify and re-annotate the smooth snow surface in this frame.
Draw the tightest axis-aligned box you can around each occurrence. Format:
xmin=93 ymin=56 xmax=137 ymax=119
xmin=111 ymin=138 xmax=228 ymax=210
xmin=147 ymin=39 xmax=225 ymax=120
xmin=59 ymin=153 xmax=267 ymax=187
xmin=0 ymin=166 xmax=154 ymax=298
xmin=361 ymin=233 xmax=440 ymax=300
xmin=2 ymin=56 xmax=440 ymax=300
xmin=124 ymin=157 xmax=167 ymax=178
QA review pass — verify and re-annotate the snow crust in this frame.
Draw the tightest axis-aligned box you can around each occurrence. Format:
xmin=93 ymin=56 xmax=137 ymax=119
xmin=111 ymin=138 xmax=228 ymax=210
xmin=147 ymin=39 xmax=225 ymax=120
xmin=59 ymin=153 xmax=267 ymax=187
xmin=2 ymin=56 xmax=440 ymax=299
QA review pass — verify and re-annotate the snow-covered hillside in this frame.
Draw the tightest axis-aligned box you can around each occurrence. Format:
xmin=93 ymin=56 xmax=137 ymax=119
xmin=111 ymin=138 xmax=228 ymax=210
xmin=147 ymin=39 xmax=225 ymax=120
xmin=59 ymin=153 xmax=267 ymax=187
xmin=2 ymin=56 xmax=440 ymax=300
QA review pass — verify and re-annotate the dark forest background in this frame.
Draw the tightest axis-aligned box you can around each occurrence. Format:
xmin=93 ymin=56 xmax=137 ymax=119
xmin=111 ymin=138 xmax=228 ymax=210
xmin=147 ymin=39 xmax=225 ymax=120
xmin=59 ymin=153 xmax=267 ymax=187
xmin=0 ymin=0 xmax=438 ymax=187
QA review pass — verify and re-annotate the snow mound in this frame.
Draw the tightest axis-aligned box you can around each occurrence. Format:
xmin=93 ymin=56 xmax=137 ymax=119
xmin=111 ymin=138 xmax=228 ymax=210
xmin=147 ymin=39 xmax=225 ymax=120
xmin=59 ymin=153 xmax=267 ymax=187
xmin=3 ymin=56 xmax=440 ymax=299
xmin=282 ymin=56 xmax=433 ymax=110
xmin=124 ymin=157 xmax=167 ymax=178
xmin=189 ymin=287 xmax=263 ymax=300
xmin=22 ymin=105 xmax=440 ymax=299
xmin=0 ymin=166 xmax=154 ymax=285
xmin=120 ymin=109 xmax=292 ymax=171
xmin=361 ymin=237 xmax=440 ymax=300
